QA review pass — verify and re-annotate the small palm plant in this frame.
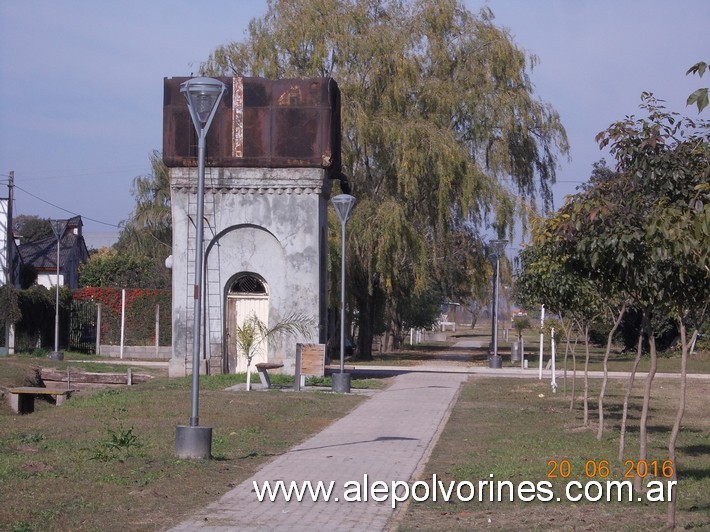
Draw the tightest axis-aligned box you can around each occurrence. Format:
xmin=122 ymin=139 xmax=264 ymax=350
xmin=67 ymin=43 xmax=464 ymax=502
xmin=235 ymin=312 xmax=316 ymax=390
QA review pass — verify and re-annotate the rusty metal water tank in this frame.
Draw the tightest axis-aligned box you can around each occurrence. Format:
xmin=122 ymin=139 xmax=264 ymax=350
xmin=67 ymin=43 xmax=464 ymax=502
xmin=163 ymin=77 xmax=341 ymax=174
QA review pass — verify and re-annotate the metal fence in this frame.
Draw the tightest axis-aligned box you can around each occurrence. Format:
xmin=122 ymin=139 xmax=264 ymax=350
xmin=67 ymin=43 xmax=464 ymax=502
xmin=69 ymin=298 xmax=98 ymax=353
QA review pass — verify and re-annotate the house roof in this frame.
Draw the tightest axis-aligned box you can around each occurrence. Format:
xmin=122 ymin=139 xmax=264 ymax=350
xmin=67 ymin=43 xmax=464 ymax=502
xmin=18 ymin=217 xmax=88 ymax=271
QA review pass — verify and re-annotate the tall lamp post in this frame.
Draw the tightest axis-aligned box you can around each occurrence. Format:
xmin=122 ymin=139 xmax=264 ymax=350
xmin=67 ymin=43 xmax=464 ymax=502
xmin=175 ymin=77 xmax=226 ymax=460
xmin=49 ymin=220 xmax=67 ymax=361
xmin=331 ymin=193 xmax=355 ymax=393
xmin=488 ymin=239 xmax=507 ymax=369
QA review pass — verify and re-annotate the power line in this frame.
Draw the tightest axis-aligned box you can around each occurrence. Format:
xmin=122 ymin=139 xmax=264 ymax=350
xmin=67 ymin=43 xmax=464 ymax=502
xmin=18 ymin=167 xmax=146 ymax=182
xmin=13 ymin=184 xmax=122 ymax=228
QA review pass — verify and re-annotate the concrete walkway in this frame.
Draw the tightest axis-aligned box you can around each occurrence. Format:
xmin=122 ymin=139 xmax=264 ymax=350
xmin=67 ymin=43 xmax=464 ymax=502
xmin=171 ymin=371 xmax=469 ymax=531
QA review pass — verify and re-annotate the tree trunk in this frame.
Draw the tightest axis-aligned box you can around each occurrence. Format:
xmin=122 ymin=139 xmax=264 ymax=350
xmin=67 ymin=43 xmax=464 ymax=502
xmin=597 ymin=303 xmax=627 ymax=440
xmin=246 ymin=358 xmax=253 ymax=391
xmin=355 ymin=292 xmax=374 ymax=361
xmin=563 ymin=328 xmax=571 ymax=399
xmin=666 ymin=314 xmax=688 ymax=529
xmin=635 ymin=322 xmax=657 ymax=493
xmin=619 ymin=329 xmax=644 ymax=461
xmin=569 ymin=333 xmax=579 ymax=412
xmin=583 ymin=325 xmax=590 ymax=427
xmin=391 ymin=319 xmax=402 ymax=351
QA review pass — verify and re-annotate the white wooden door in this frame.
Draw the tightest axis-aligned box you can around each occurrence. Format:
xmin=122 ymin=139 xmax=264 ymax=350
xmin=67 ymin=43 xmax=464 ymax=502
xmin=226 ymin=275 xmax=269 ymax=374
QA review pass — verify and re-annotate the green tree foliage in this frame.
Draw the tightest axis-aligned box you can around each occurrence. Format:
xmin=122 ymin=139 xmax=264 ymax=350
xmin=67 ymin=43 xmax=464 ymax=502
xmin=13 ymin=214 xmax=52 ymax=242
xmin=515 ymin=222 xmax=623 ymax=426
xmin=0 ymin=284 xmax=21 ymax=325
xmin=73 ymin=287 xmax=171 ymax=346
xmin=14 ymin=286 xmax=71 ymax=352
xmin=686 ymin=61 xmax=708 ymax=112
xmin=79 ymin=248 xmax=167 ymax=289
xmin=529 ymin=94 xmax=709 ymax=528
xmin=594 ymin=95 xmax=710 ymax=528
xmin=202 ymin=0 xmax=568 ymax=358
xmin=119 ymin=150 xmax=172 ymax=259
xmin=18 ymin=264 xmax=38 ymax=289
xmin=88 ymin=151 xmax=172 ymax=289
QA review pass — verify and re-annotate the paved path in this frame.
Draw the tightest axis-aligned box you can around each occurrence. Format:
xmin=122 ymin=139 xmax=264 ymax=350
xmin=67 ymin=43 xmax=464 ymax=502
xmin=171 ymin=371 xmax=469 ymax=531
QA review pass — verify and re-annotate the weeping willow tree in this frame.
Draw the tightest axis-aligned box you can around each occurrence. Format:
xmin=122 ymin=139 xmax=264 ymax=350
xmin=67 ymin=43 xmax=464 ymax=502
xmin=108 ymin=150 xmax=172 ymax=288
xmin=116 ymin=150 xmax=172 ymax=261
xmin=202 ymin=0 xmax=568 ymax=358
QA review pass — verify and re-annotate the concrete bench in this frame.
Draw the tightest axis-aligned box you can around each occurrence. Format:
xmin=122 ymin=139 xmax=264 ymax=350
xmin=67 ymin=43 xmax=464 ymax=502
xmin=254 ymin=363 xmax=284 ymax=389
xmin=7 ymin=387 xmax=77 ymax=415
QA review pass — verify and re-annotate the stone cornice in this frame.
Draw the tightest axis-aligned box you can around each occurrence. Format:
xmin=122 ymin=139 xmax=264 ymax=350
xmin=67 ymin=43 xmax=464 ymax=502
xmin=171 ymin=167 xmax=330 ymax=195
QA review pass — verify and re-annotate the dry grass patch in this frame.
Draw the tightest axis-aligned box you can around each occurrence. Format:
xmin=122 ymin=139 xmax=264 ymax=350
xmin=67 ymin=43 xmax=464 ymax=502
xmin=0 ymin=368 xmax=366 ymax=531
xmin=397 ymin=377 xmax=710 ymax=531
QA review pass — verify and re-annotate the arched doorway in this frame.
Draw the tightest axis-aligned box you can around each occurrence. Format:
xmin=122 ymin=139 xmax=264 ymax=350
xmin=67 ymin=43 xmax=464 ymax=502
xmin=225 ymin=273 xmax=269 ymax=373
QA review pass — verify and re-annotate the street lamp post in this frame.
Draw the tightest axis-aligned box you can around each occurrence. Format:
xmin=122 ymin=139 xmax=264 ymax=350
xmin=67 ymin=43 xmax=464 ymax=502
xmin=331 ymin=194 xmax=355 ymax=393
xmin=49 ymin=220 xmax=67 ymax=361
xmin=488 ymin=239 xmax=507 ymax=369
xmin=175 ymin=77 xmax=226 ymax=460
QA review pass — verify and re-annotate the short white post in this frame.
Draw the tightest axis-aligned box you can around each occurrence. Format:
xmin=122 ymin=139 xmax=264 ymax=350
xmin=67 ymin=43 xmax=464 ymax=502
xmin=120 ymin=289 xmax=126 ymax=359
xmin=538 ymin=304 xmax=545 ymax=380
xmin=155 ymin=304 xmax=160 ymax=357
xmin=95 ymin=303 xmax=102 ymax=355
xmin=551 ymin=327 xmax=557 ymax=393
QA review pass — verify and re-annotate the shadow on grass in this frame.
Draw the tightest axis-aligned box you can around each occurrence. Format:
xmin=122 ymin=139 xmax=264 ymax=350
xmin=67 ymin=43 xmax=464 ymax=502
xmin=679 ymin=467 xmax=710 ymax=481
xmin=615 ymin=424 xmax=703 ymax=435
xmin=369 ymin=347 xmax=488 ymax=364
xmin=680 ymin=444 xmax=710 ymax=456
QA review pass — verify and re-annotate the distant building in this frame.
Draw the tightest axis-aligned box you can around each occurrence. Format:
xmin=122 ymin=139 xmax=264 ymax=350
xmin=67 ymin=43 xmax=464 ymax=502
xmin=1 ymin=193 xmax=22 ymax=355
xmin=18 ymin=216 xmax=89 ymax=289
xmin=0 ymin=197 xmax=21 ymax=288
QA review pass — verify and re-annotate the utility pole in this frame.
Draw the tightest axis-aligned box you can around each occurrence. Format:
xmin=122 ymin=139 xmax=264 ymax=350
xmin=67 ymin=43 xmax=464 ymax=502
xmin=4 ymin=171 xmax=15 ymax=354
xmin=7 ymin=171 xmax=13 ymax=286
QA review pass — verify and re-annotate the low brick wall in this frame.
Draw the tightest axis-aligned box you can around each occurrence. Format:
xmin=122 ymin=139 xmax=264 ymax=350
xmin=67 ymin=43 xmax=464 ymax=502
xmin=99 ymin=345 xmax=172 ymax=360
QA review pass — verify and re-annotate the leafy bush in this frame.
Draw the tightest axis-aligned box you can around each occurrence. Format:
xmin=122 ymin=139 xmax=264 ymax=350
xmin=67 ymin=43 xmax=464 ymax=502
xmin=73 ymin=287 xmax=171 ymax=346
xmin=14 ymin=286 xmax=71 ymax=352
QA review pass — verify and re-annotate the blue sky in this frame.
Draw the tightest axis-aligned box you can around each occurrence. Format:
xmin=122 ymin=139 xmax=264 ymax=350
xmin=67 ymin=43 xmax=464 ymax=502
xmin=0 ymin=0 xmax=707 ymax=248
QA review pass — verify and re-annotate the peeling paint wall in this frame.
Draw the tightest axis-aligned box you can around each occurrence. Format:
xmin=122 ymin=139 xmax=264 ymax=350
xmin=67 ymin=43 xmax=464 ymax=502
xmin=169 ymin=166 xmax=330 ymax=377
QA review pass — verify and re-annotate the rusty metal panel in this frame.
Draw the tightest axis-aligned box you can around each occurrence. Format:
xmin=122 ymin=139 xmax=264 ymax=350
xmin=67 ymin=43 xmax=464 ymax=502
xmin=163 ymin=76 xmax=341 ymax=173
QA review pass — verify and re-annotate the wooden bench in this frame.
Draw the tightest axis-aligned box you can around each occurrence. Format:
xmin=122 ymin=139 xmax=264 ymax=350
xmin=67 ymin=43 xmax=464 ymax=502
xmin=254 ymin=363 xmax=284 ymax=389
xmin=7 ymin=387 xmax=77 ymax=415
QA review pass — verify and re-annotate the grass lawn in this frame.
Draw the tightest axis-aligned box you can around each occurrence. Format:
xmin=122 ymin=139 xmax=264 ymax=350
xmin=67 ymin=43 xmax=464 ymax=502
xmin=0 ymin=355 xmax=373 ymax=531
xmin=1 ymin=344 xmax=707 ymax=531
xmin=359 ymin=323 xmax=710 ymax=375
xmin=396 ymin=376 xmax=710 ymax=531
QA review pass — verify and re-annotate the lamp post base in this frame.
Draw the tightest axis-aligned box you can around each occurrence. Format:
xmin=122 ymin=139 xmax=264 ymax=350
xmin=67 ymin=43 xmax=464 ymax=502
xmin=49 ymin=351 xmax=64 ymax=361
xmin=488 ymin=355 xmax=502 ymax=369
xmin=175 ymin=425 xmax=212 ymax=459
xmin=331 ymin=372 xmax=351 ymax=393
